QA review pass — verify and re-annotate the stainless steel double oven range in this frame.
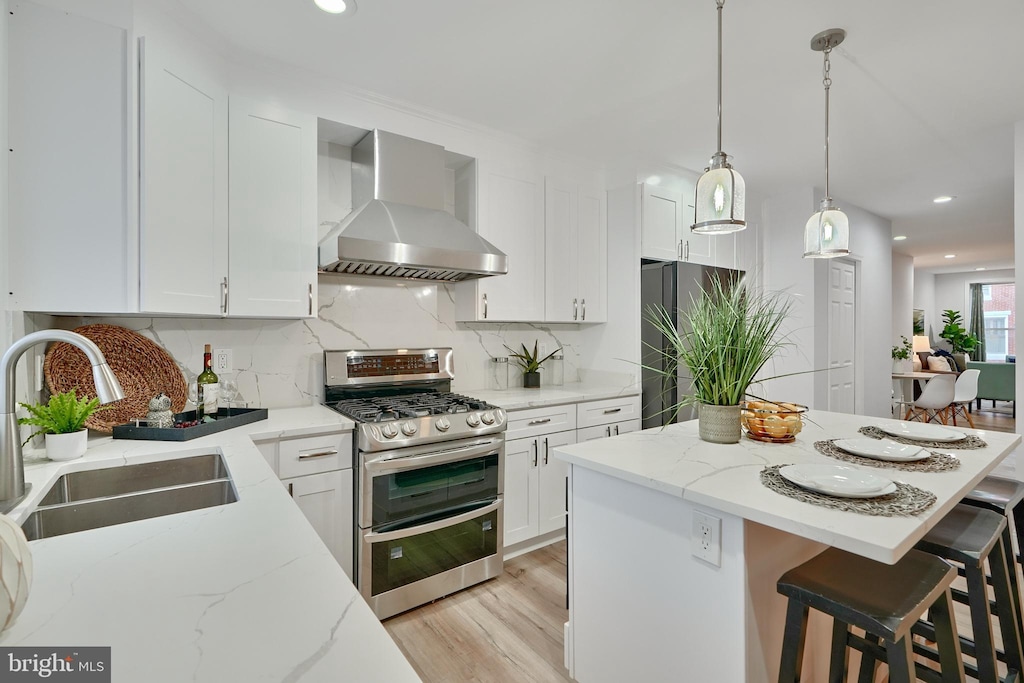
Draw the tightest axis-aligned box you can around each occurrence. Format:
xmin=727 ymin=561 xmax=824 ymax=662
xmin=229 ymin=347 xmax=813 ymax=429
xmin=324 ymin=348 xmax=506 ymax=620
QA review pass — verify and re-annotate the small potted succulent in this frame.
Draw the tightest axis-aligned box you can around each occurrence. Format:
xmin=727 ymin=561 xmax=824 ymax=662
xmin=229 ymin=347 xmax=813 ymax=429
xmin=505 ymin=342 xmax=561 ymax=388
xmin=18 ymin=389 xmax=103 ymax=461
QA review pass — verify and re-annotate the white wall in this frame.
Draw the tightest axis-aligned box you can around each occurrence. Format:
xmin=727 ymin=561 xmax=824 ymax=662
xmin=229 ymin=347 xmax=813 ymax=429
xmin=892 ymin=253 xmax=914 ymax=348
xmin=1 ymin=0 xmax=8 ymax=354
xmin=1014 ymin=120 xmax=1024 ymax=474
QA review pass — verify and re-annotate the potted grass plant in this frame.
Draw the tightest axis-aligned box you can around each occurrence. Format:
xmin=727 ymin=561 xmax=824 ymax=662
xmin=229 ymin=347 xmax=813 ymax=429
xmin=505 ymin=341 xmax=561 ymax=388
xmin=18 ymin=389 xmax=103 ymax=461
xmin=645 ymin=275 xmax=795 ymax=443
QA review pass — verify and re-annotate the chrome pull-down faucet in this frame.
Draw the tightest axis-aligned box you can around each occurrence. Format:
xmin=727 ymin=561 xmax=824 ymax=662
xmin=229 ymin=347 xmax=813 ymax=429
xmin=0 ymin=331 xmax=125 ymax=513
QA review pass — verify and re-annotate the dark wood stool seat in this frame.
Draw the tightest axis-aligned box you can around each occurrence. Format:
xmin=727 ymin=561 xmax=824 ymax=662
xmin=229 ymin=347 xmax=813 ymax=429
xmin=777 ymin=547 xmax=964 ymax=683
xmin=915 ymin=504 xmax=1024 ymax=682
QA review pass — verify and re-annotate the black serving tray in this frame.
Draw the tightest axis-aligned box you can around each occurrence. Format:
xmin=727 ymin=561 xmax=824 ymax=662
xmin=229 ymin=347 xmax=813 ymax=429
xmin=112 ymin=407 xmax=269 ymax=441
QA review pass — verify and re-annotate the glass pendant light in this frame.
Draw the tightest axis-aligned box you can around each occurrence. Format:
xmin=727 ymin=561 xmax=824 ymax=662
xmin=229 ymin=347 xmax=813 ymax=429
xmin=804 ymin=29 xmax=849 ymax=258
xmin=692 ymin=0 xmax=745 ymax=235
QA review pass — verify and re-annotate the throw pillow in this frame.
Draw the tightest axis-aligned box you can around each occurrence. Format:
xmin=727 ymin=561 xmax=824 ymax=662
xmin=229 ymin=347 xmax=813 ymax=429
xmin=927 ymin=356 xmax=953 ymax=372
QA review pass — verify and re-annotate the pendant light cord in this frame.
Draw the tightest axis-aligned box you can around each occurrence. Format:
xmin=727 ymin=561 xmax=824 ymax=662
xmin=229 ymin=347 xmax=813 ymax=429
xmin=716 ymin=0 xmax=724 ymax=154
xmin=823 ymin=42 xmax=833 ymax=200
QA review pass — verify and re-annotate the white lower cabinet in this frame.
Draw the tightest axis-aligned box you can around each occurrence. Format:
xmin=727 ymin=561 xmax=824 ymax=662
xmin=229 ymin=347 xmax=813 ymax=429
xmin=504 ymin=429 xmax=576 ymax=547
xmin=577 ymin=419 xmax=641 ymax=442
xmin=255 ymin=430 xmax=354 ymax=579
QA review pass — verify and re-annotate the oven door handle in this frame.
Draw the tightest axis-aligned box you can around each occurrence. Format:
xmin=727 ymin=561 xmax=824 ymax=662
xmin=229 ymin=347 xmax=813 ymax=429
xmin=364 ymin=498 xmax=502 ymax=543
xmin=364 ymin=438 xmax=502 ymax=474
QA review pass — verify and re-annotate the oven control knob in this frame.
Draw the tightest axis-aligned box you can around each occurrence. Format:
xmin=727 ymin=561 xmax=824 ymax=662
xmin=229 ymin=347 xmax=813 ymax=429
xmin=381 ymin=423 xmax=399 ymax=439
xmin=435 ymin=417 xmax=451 ymax=432
xmin=401 ymin=421 xmax=418 ymax=437
xmin=466 ymin=413 xmax=482 ymax=428
xmin=481 ymin=411 xmax=496 ymax=425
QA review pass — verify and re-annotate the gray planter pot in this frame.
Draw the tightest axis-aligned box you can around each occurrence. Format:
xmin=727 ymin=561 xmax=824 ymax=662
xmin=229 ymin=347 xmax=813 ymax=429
xmin=523 ymin=371 xmax=541 ymax=388
xmin=698 ymin=404 xmax=742 ymax=444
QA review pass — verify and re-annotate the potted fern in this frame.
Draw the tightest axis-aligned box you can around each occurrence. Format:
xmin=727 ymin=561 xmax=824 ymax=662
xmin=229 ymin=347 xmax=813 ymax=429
xmin=645 ymin=275 xmax=796 ymax=443
xmin=19 ymin=389 xmax=103 ymax=461
xmin=505 ymin=342 xmax=561 ymax=388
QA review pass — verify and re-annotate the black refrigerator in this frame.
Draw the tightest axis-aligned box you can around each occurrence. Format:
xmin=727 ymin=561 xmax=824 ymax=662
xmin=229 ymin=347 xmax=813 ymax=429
xmin=640 ymin=260 xmax=744 ymax=428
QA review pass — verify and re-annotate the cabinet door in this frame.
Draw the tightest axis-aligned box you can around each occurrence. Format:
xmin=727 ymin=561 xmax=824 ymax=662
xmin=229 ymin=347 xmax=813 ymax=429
xmin=640 ymin=184 xmax=682 ymax=262
xmin=474 ymin=162 xmax=546 ymax=322
xmin=544 ymin=177 xmax=579 ymax=322
xmin=538 ymin=431 xmax=576 ymax=535
xmin=139 ymin=38 xmax=228 ymax=315
xmin=503 ymin=436 xmax=539 ymax=547
xmin=8 ymin=3 xmax=134 ymax=313
xmin=613 ymin=419 xmax=642 ymax=436
xmin=576 ymin=424 xmax=616 ymax=442
xmin=285 ymin=469 xmax=353 ymax=580
xmin=577 ymin=186 xmax=607 ymax=323
xmin=228 ymin=98 xmax=317 ymax=318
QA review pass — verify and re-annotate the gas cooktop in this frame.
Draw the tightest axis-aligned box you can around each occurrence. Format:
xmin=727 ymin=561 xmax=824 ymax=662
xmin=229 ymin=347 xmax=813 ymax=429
xmin=330 ymin=392 xmax=495 ymax=424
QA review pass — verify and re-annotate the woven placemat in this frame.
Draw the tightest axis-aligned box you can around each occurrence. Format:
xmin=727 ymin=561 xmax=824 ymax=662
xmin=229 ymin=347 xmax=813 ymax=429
xmin=760 ymin=464 xmax=937 ymax=517
xmin=859 ymin=426 xmax=987 ymax=450
xmin=815 ymin=440 xmax=960 ymax=473
xmin=44 ymin=324 xmax=187 ymax=433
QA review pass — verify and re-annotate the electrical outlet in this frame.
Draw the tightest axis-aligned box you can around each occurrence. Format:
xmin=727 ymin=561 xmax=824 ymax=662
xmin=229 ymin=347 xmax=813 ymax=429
xmin=538 ymin=342 xmax=549 ymax=358
xmin=691 ymin=510 xmax=722 ymax=566
xmin=214 ymin=349 xmax=233 ymax=373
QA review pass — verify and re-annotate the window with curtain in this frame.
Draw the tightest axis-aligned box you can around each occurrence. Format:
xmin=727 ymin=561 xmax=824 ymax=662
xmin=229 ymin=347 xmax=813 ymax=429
xmin=977 ymin=283 xmax=1015 ymax=362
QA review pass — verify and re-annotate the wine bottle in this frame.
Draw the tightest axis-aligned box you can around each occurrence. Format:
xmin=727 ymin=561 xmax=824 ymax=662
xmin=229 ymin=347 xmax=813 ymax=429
xmin=197 ymin=344 xmax=220 ymax=418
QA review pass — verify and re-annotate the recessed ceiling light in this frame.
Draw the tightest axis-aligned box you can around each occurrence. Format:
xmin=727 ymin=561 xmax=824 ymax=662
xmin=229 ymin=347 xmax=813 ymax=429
xmin=893 ymin=235 xmax=907 ymax=241
xmin=944 ymin=254 xmax=956 ymax=259
xmin=645 ymin=175 xmax=662 ymax=186
xmin=314 ymin=0 xmax=354 ymax=14
xmin=976 ymin=267 xmax=987 ymax=271
xmin=933 ymin=195 xmax=954 ymax=204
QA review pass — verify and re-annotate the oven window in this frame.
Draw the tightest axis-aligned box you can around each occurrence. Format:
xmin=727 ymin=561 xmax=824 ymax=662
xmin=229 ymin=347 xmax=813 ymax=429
xmin=369 ymin=509 xmax=498 ymax=597
xmin=372 ymin=453 xmax=499 ymax=528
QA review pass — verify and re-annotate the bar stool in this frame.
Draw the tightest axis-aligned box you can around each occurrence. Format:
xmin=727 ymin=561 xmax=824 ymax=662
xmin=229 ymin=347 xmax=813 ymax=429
xmin=913 ymin=504 xmax=1024 ymax=682
xmin=963 ymin=476 xmax=1024 ymax=566
xmin=777 ymin=547 xmax=964 ymax=683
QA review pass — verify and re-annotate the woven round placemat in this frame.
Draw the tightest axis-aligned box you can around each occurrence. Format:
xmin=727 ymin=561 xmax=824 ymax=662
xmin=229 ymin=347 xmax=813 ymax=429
xmin=760 ymin=464 xmax=937 ymax=517
xmin=815 ymin=440 xmax=961 ymax=473
xmin=43 ymin=324 xmax=187 ymax=433
xmin=858 ymin=426 xmax=987 ymax=450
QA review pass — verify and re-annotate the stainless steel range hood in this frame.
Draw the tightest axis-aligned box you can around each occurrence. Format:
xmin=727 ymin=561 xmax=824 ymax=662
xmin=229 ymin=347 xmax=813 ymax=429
xmin=318 ymin=130 xmax=507 ymax=282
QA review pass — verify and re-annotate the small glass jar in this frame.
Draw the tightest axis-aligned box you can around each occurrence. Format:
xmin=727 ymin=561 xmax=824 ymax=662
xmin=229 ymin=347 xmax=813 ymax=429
xmin=550 ymin=353 xmax=564 ymax=386
xmin=490 ymin=357 xmax=509 ymax=391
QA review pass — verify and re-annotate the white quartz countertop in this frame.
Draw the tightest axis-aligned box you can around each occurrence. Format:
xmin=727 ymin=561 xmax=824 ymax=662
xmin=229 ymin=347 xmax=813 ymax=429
xmin=469 ymin=382 xmax=640 ymax=411
xmin=554 ymin=410 xmax=1021 ymax=564
xmin=0 ymin=405 xmax=421 ymax=682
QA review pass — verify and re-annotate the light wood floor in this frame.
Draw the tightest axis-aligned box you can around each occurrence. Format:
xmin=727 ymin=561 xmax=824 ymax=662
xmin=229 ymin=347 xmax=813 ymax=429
xmin=961 ymin=400 xmax=1016 ymax=433
xmin=385 ymin=541 xmax=571 ymax=683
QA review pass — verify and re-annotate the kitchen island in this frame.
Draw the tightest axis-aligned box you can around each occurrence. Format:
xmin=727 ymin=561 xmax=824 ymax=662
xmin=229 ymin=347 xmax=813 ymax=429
xmin=0 ymin=406 xmax=420 ymax=683
xmin=554 ymin=411 xmax=1021 ymax=683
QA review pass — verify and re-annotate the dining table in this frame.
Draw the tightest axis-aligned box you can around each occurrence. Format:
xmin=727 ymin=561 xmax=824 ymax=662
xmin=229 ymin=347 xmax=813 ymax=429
xmin=555 ymin=409 xmax=1021 ymax=683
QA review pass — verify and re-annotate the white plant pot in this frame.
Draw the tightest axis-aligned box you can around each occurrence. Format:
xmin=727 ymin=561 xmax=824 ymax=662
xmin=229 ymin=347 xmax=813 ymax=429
xmin=0 ymin=514 xmax=33 ymax=632
xmin=44 ymin=429 xmax=88 ymax=461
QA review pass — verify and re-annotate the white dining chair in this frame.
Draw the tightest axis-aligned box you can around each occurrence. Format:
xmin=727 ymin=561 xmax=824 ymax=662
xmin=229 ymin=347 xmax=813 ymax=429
xmin=950 ymin=369 xmax=981 ymax=428
xmin=904 ymin=373 xmax=956 ymax=424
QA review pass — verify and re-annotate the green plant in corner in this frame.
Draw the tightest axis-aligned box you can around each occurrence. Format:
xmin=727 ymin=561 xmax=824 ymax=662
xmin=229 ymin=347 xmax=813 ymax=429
xmin=939 ymin=309 xmax=979 ymax=354
xmin=18 ymin=389 xmax=103 ymax=445
xmin=891 ymin=335 xmax=913 ymax=361
xmin=504 ymin=341 xmax=561 ymax=374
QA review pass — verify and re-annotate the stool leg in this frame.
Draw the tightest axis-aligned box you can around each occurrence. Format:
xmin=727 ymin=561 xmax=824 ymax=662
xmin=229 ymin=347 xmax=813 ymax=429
xmin=856 ymin=633 xmax=879 ymax=683
xmin=965 ymin=560 xmax=1001 ymax=682
xmin=990 ymin=535 xmax=1024 ymax=676
xmin=778 ymin=599 xmax=809 ymax=683
xmin=929 ymin=587 xmax=966 ymax=683
xmin=829 ymin=619 xmax=849 ymax=683
xmin=885 ymin=636 xmax=915 ymax=683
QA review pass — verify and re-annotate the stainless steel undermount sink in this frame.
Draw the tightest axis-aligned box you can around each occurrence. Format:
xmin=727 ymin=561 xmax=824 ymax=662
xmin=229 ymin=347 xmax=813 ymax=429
xmin=22 ymin=453 xmax=238 ymax=541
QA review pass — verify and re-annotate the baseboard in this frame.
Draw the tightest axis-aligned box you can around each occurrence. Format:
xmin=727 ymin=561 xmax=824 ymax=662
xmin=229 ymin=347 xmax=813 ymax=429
xmin=503 ymin=529 xmax=565 ymax=560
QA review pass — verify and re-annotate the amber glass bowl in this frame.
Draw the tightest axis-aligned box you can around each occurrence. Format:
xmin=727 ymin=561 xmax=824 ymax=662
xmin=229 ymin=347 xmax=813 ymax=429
xmin=740 ymin=400 xmax=809 ymax=443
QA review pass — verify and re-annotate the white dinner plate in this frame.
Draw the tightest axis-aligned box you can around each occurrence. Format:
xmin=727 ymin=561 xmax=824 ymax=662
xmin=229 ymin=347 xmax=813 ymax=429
xmin=779 ymin=464 xmax=898 ymax=498
xmin=877 ymin=422 xmax=967 ymax=443
xmin=833 ymin=438 xmax=930 ymax=462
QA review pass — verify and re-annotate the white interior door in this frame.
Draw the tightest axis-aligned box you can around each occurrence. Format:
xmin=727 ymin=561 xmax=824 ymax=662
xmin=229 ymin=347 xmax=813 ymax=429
xmin=827 ymin=260 xmax=857 ymax=413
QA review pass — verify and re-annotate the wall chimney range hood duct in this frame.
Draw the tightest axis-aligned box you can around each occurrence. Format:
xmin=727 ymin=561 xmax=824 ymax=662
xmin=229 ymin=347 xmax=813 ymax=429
xmin=318 ymin=130 xmax=507 ymax=282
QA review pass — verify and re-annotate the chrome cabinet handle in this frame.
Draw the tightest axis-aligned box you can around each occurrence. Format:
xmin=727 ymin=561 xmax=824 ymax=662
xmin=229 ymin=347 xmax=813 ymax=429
xmin=678 ymin=239 xmax=683 ymax=259
xmin=573 ymin=298 xmax=578 ymax=321
xmin=685 ymin=241 xmax=689 ymax=261
xmin=483 ymin=293 xmax=488 ymax=319
xmin=308 ymin=283 xmax=313 ymax=316
xmin=605 ymin=426 xmax=611 ymax=437
xmin=287 ymin=482 xmax=294 ymax=497
xmin=603 ymin=408 xmax=622 ymax=415
xmin=298 ymin=449 xmax=338 ymax=460
xmin=582 ymin=298 xmax=586 ymax=320
xmin=614 ymin=425 xmax=620 ymax=436
xmin=528 ymin=418 xmax=551 ymax=426
xmin=221 ymin=277 xmax=229 ymax=314
xmin=543 ymin=437 xmax=549 ymax=465
xmin=532 ymin=440 xmax=538 ymax=467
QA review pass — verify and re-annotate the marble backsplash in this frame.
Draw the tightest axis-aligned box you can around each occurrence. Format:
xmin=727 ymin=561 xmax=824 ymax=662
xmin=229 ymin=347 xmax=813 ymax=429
xmin=42 ymin=277 xmax=625 ymax=410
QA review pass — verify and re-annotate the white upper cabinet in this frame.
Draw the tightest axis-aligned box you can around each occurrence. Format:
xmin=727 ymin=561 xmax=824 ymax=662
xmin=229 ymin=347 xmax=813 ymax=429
xmin=544 ymin=178 xmax=606 ymax=323
xmin=139 ymin=38 xmax=228 ymax=315
xmin=640 ymin=183 xmax=682 ymax=262
xmin=454 ymin=161 xmax=546 ymax=322
xmin=8 ymin=3 xmax=135 ymax=313
xmin=228 ymin=98 xmax=318 ymax=318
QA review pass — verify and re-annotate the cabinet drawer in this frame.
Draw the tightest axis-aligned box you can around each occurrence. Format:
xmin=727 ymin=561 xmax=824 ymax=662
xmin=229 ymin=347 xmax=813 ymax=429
xmin=506 ymin=404 xmax=578 ymax=441
xmin=278 ymin=432 xmax=353 ymax=479
xmin=577 ymin=419 xmax=642 ymax=443
xmin=576 ymin=396 xmax=641 ymax=429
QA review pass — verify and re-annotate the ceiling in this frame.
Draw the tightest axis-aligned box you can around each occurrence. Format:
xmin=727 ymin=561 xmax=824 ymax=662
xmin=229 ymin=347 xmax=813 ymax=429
xmin=162 ymin=0 xmax=1024 ymax=274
